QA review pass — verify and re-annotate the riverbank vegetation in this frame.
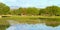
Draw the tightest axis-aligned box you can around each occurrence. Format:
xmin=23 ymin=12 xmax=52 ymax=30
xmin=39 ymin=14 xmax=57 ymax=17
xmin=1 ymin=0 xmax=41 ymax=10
xmin=0 ymin=3 xmax=60 ymax=16
xmin=0 ymin=3 xmax=60 ymax=30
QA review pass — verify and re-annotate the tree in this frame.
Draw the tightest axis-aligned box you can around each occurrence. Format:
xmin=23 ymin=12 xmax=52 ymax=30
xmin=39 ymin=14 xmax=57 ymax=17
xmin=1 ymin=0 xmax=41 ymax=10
xmin=9 ymin=10 xmax=18 ymax=15
xmin=39 ymin=9 xmax=46 ymax=15
xmin=18 ymin=7 xmax=39 ymax=16
xmin=45 ymin=6 xmax=60 ymax=16
xmin=26 ymin=7 xmax=39 ymax=15
xmin=55 ymin=7 xmax=60 ymax=16
xmin=18 ymin=7 xmax=27 ymax=15
xmin=0 ymin=3 xmax=10 ymax=15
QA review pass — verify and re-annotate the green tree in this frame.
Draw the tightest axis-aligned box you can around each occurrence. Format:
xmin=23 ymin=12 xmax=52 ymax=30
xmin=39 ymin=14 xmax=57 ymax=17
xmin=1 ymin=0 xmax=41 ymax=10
xmin=45 ymin=6 xmax=60 ymax=16
xmin=39 ymin=9 xmax=46 ymax=15
xmin=18 ymin=7 xmax=39 ymax=15
xmin=0 ymin=3 xmax=10 ymax=15
xmin=18 ymin=7 xmax=26 ymax=15
xmin=9 ymin=10 xmax=17 ymax=15
xmin=26 ymin=7 xmax=39 ymax=15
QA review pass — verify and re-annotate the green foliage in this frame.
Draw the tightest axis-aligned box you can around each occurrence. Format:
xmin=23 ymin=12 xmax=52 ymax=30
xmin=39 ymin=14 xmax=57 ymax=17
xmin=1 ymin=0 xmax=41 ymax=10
xmin=9 ymin=10 xmax=17 ymax=15
xmin=19 ymin=7 xmax=27 ymax=15
xmin=39 ymin=9 xmax=46 ymax=15
xmin=45 ymin=6 xmax=60 ymax=16
xmin=18 ymin=7 xmax=39 ymax=15
xmin=26 ymin=7 xmax=39 ymax=15
xmin=39 ymin=6 xmax=60 ymax=16
xmin=7 ymin=6 xmax=60 ymax=16
xmin=0 ymin=3 xmax=10 ymax=15
xmin=0 ymin=3 xmax=60 ymax=16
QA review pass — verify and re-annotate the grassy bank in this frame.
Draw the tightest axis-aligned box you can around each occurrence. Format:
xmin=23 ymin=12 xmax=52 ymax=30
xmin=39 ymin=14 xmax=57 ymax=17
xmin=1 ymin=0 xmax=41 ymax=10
xmin=0 ymin=15 xmax=60 ymax=30
xmin=0 ymin=15 xmax=60 ymax=25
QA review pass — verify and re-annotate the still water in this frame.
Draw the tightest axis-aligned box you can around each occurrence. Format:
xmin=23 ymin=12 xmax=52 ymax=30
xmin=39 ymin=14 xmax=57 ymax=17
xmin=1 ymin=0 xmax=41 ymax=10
xmin=6 ymin=23 xmax=60 ymax=30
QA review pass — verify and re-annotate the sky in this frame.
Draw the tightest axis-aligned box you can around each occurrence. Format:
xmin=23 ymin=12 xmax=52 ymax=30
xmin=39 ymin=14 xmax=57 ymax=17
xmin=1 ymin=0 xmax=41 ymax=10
xmin=0 ymin=0 xmax=60 ymax=8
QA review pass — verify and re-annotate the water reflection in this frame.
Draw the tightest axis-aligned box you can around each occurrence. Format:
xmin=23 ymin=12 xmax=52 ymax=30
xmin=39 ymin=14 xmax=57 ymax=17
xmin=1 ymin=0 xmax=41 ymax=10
xmin=6 ymin=23 xmax=60 ymax=30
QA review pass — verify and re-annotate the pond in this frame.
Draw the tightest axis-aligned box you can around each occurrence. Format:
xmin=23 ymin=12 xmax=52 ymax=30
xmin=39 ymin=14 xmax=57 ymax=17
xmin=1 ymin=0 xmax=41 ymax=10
xmin=6 ymin=20 xmax=60 ymax=30
xmin=6 ymin=23 xmax=60 ymax=30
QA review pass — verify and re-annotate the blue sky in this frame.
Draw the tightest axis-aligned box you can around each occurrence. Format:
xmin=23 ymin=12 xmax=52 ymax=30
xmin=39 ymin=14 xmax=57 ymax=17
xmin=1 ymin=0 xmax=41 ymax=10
xmin=0 ymin=0 xmax=60 ymax=8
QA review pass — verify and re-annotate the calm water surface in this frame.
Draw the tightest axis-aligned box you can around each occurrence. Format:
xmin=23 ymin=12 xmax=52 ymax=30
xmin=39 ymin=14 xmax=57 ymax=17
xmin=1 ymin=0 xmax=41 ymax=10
xmin=6 ymin=23 xmax=60 ymax=30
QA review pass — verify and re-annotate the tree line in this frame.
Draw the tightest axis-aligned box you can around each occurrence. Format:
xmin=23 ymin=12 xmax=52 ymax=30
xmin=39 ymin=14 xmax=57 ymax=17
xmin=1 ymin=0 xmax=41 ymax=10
xmin=0 ymin=3 xmax=60 ymax=16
